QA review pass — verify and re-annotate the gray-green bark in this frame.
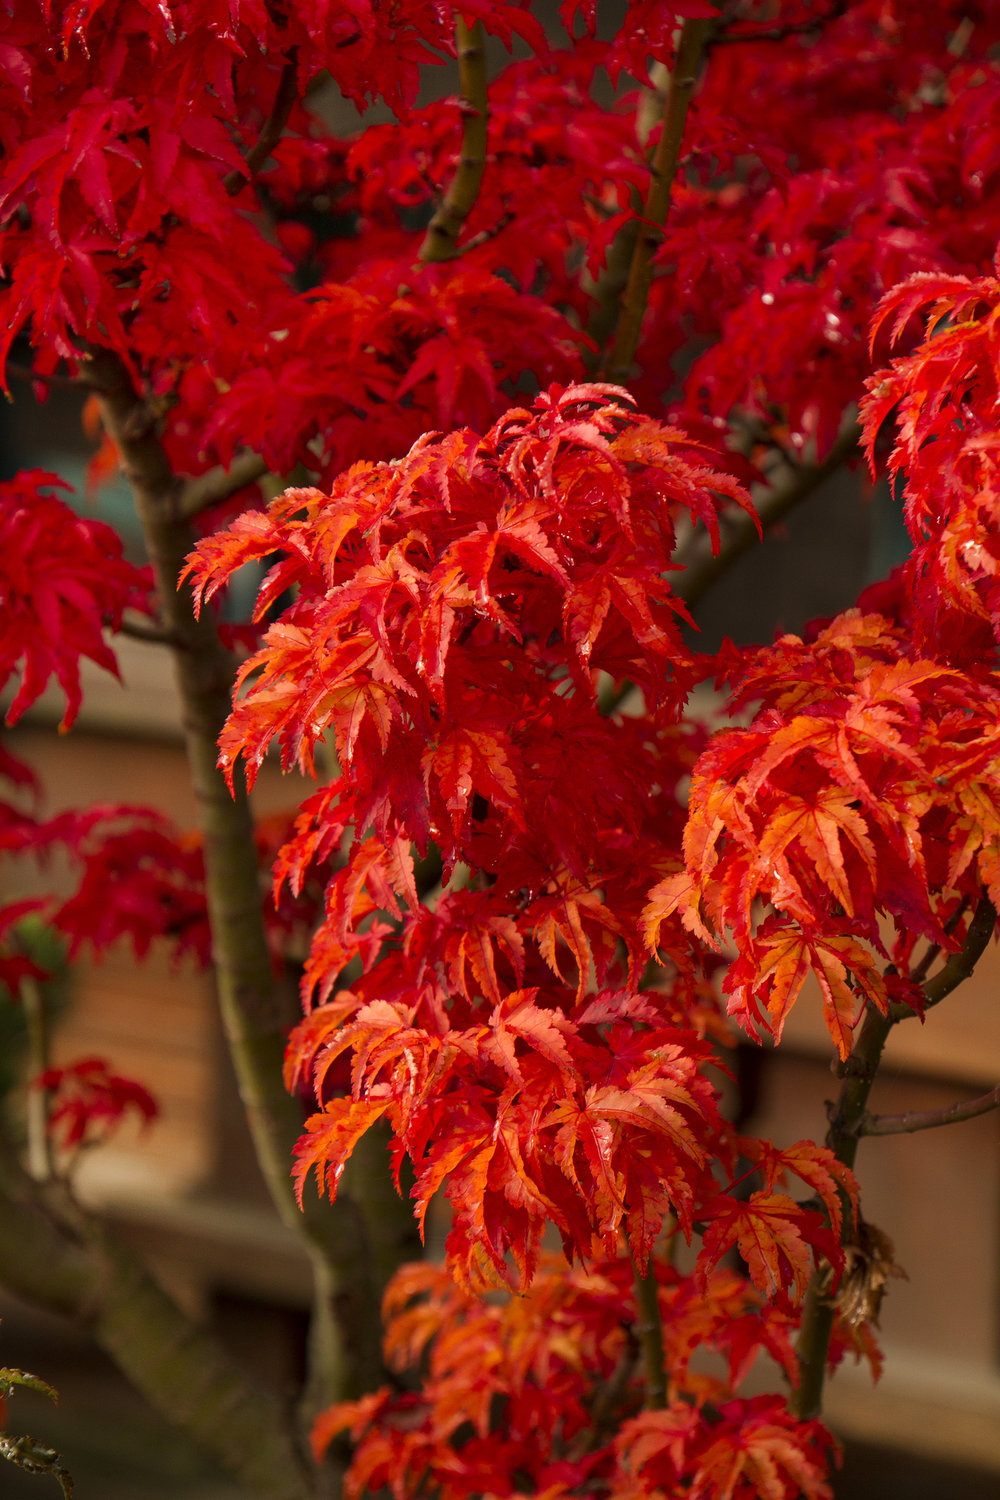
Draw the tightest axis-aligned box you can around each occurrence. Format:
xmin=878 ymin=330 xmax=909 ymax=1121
xmin=0 ymin=1139 xmax=314 ymax=1500
xmin=602 ymin=18 xmax=714 ymax=384
xmin=82 ymin=349 xmax=415 ymax=1438
xmin=418 ymin=20 xmax=488 ymax=263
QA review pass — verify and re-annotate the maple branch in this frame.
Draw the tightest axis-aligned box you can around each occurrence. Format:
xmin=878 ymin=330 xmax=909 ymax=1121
xmin=21 ymin=975 xmax=52 ymax=1182
xmin=583 ymin=61 xmax=669 ymax=372
xmin=223 ymin=52 xmax=300 ymax=196
xmin=856 ymin=1083 xmax=1000 ymax=1138
xmin=83 ymin=347 xmax=401 ymax=1418
xmin=894 ymin=897 xmax=970 ymax=997
xmin=891 ymin=895 xmax=997 ymax=1020
xmin=176 ymin=451 xmax=270 ymax=520
xmin=418 ymin=20 xmax=488 ymax=263
xmin=5 ymin=360 xmax=106 ymax=392
xmin=676 ymin=416 xmax=860 ymax=610
xmin=791 ymin=893 xmax=996 ymax=1421
xmin=601 ymin=18 xmax=714 ymax=384
xmin=0 ymin=1135 xmax=316 ymax=1500
xmin=789 ymin=1000 xmax=892 ymax=1422
xmin=706 ymin=0 xmax=848 ymax=49
xmin=115 ymin=614 xmax=186 ymax=647
xmin=586 ymin=1328 xmax=641 ymax=1442
xmin=631 ymin=1254 xmax=667 ymax=1410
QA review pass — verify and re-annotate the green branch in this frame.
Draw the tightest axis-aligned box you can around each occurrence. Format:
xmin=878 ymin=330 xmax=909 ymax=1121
xmin=789 ymin=1000 xmax=891 ymax=1422
xmin=21 ymin=975 xmax=52 ymax=1182
xmin=84 ymin=347 xmax=395 ymax=1418
xmin=418 ymin=20 xmax=488 ymax=263
xmin=583 ymin=61 xmax=669 ymax=372
xmin=601 ymin=19 xmax=714 ymax=384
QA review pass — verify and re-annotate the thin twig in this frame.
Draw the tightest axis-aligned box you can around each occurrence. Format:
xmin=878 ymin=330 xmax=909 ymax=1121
xmin=857 ymin=1084 xmax=1000 ymax=1138
xmin=459 ymin=211 xmax=514 ymax=254
xmin=6 ymin=360 xmax=105 ymax=393
xmin=707 ymin=0 xmax=848 ymax=50
xmin=116 ymin=615 xmax=186 ymax=648
xmin=413 ymin=154 xmax=444 ymax=202
xmin=908 ymin=942 xmax=941 ymax=986
xmin=176 ymin=451 xmax=269 ymax=520
xmin=601 ymin=18 xmax=714 ymax=383
xmin=223 ymin=52 xmax=300 ymax=195
xmin=418 ymin=20 xmax=488 ymax=263
xmin=905 ymin=897 xmax=969 ymax=989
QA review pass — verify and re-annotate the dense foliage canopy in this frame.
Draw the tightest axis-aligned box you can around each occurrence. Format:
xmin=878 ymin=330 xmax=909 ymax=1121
xmin=3 ymin=3 xmax=1000 ymax=1498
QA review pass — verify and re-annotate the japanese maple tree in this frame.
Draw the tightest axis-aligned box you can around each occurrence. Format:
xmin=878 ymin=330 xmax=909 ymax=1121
xmin=2 ymin=2 xmax=1000 ymax=1498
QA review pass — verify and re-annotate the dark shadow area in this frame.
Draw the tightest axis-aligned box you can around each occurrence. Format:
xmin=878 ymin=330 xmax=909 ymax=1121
xmin=691 ymin=465 xmax=873 ymax=653
xmin=835 ymin=1438 xmax=999 ymax=1499
xmin=0 ymin=1285 xmax=305 ymax=1500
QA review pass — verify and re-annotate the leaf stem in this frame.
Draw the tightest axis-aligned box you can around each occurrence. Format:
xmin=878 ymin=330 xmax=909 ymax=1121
xmin=897 ymin=896 xmax=967 ymax=991
xmin=418 ymin=20 xmax=488 ymax=263
xmin=601 ymin=18 xmax=714 ymax=384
